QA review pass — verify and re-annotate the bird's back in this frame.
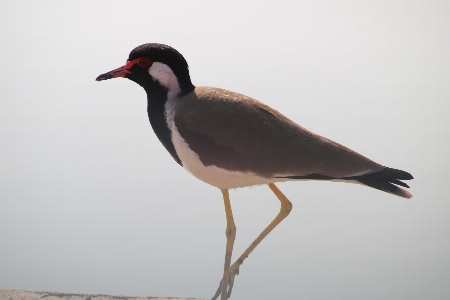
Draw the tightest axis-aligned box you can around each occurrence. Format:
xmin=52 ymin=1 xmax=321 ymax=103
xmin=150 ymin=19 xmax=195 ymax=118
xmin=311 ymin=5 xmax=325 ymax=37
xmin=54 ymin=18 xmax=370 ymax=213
xmin=173 ymin=86 xmax=383 ymax=179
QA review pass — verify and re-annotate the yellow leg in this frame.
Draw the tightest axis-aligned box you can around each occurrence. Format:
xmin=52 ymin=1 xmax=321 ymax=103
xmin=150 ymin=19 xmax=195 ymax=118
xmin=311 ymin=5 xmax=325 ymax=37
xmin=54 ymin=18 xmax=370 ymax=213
xmin=218 ymin=189 xmax=236 ymax=300
xmin=212 ymin=183 xmax=292 ymax=299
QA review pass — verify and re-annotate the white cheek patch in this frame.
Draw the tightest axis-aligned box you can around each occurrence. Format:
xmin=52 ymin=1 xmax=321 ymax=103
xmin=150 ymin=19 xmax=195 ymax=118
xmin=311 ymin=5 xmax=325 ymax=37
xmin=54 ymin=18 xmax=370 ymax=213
xmin=149 ymin=62 xmax=181 ymax=100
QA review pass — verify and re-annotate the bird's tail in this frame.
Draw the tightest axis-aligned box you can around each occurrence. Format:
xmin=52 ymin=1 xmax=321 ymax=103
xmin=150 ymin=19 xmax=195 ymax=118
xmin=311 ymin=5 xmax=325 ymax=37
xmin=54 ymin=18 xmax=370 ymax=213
xmin=347 ymin=167 xmax=414 ymax=199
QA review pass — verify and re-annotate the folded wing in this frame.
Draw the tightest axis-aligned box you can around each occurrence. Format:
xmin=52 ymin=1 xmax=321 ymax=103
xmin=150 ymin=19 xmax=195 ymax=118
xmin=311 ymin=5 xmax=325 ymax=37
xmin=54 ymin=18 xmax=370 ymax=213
xmin=174 ymin=86 xmax=383 ymax=178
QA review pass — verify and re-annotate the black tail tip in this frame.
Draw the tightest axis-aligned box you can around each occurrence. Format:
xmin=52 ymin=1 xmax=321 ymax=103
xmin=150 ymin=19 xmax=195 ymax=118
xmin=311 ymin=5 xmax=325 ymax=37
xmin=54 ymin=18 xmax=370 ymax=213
xmin=386 ymin=167 xmax=414 ymax=180
xmin=350 ymin=167 xmax=414 ymax=199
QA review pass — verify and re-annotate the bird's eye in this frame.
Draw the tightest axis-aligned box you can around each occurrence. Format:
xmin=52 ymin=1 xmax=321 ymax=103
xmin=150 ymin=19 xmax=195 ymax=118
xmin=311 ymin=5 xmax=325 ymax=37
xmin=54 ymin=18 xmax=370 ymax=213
xmin=138 ymin=57 xmax=152 ymax=69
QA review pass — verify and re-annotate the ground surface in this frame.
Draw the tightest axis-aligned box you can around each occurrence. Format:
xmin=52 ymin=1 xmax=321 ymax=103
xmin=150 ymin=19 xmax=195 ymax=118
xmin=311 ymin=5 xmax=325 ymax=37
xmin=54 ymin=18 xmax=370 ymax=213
xmin=0 ymin=290 xmax=206 ymax=300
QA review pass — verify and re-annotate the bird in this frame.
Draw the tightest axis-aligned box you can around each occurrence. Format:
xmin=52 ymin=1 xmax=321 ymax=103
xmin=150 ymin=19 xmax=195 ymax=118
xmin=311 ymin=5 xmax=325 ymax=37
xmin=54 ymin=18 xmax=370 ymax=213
xmin=96 ymin=43 xmax=413 ymax=300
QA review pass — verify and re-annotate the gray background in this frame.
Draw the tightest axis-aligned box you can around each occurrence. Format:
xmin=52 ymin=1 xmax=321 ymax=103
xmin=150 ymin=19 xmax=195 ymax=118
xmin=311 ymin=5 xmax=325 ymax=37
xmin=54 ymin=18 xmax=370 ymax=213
xmin=1 ymin=1 xmax=449 ymax=299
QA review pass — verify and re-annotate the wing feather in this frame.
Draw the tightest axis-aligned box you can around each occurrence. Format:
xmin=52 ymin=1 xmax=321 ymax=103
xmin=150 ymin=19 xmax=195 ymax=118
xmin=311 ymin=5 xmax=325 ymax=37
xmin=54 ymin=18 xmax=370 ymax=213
xmin=174 ymin=86 xmax=382 ymax=178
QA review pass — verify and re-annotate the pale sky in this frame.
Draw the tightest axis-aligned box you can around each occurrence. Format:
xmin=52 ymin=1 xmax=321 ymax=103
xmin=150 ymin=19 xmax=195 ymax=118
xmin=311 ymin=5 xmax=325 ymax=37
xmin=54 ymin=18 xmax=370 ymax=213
xmin=1 ymin=1 xmax=449 ymax=299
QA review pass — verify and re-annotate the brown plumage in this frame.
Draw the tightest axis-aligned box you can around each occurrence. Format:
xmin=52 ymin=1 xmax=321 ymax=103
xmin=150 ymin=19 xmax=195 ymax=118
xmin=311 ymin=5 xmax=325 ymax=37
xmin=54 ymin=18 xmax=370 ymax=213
xmin=174 ymin=86 xmax=383 ymax=178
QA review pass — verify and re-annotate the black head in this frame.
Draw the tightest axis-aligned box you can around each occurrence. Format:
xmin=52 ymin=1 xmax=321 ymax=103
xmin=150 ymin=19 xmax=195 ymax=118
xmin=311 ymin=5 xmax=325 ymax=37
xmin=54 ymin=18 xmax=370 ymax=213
xmin=96 ymin=43 xmax=195 ymax=95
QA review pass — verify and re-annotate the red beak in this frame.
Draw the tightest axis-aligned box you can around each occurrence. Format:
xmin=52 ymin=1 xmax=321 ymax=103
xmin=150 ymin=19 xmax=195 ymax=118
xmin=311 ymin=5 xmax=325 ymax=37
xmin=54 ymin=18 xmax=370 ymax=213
xmin=95 ymin=59 xmax=140 ymax=81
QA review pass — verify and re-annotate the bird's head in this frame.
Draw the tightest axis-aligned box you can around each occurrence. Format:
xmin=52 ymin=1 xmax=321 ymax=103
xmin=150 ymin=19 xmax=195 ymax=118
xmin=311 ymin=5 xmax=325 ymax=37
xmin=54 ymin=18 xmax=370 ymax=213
xmin=96 ymin=43 xmax=195 ymax=98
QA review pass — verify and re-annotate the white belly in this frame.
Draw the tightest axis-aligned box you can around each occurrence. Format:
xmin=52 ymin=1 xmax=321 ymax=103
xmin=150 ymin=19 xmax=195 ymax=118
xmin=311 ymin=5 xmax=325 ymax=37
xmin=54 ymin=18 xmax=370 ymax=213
xmin=170 ymin=123 xmax=284 ymax=189
xmin=164 ymin=93 xmax=286 ymax=189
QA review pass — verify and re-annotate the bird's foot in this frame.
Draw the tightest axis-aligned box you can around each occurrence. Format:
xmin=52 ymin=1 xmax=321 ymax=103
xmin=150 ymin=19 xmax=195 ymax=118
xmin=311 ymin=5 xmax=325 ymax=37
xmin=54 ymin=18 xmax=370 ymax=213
xmin=211 ymin=260 xmax=241 ymax=300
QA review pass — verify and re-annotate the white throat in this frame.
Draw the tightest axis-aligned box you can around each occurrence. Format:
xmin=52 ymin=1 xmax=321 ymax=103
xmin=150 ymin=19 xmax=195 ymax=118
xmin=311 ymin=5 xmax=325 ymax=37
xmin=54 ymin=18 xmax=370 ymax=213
xmin=148 ymin=62 xmax=181 ymax=100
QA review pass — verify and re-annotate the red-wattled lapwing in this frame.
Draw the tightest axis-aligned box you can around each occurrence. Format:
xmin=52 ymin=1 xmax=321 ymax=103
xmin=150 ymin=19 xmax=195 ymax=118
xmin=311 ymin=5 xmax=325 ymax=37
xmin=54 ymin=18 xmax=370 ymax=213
xmin=96 ymin=43 xmax=413 ymax=300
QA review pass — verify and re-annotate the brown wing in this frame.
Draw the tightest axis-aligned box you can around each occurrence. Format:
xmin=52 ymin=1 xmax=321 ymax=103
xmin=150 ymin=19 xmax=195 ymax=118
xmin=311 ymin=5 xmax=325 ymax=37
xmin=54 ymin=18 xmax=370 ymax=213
xmin=174 ymin=86 xmax=383 ymax=178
